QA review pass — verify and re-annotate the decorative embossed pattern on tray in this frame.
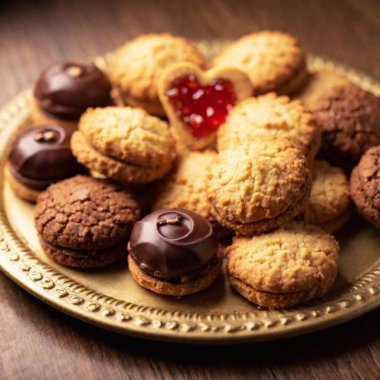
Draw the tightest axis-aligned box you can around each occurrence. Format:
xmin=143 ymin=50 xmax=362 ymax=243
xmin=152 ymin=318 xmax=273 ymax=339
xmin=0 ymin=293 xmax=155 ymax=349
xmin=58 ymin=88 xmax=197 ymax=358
xmin=0 ymin=41 xmax=379 ymax=344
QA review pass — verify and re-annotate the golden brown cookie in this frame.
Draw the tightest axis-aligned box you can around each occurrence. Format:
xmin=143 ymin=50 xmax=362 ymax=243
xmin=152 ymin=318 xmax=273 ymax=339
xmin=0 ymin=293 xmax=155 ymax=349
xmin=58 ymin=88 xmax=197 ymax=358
xmin=226 ymin=222 xmax=340 ymax=309
xmin=158 ymin=62 xmax=252 ymax=150
xmin=208 ymin=135 xmax=311 ymax=235
xmin=217 ymin=93 xmax=321 ymax=159
xmin=35 ymin=175 xmax=141 ymax=268
xmin=71 ymin=107 xmax=176 ymax=183
xmin=303 ymin=160 xmax=351 ymax=232
xmin=110 ymin=33 xmax=206 ymax=116
xmin=213 ymin=31 xmax=308 ymax=95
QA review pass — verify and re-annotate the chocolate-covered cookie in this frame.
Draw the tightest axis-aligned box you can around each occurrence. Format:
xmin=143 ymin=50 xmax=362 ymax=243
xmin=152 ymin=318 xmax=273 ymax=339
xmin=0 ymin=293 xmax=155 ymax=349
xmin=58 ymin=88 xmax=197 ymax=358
xmin=6 ymin=124 xmax=85 ymax=202
xmin=32 ymin=62 xmax=113 ymax=127
xmin=35 ymin=175 xmax=141 ymax=268
xmin=128 ymin=209 xmax=222 ymax=296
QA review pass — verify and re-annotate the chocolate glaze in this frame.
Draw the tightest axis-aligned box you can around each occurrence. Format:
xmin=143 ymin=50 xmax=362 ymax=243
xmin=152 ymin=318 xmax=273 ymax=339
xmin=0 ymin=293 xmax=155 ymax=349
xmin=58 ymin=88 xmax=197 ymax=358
xmin=34 ymin=62 xmax=113 ymax=120
xmin=128 ymin=209 xmax=218 ymax=280
xmin=8 ymin=124 xmax=85 ymax=190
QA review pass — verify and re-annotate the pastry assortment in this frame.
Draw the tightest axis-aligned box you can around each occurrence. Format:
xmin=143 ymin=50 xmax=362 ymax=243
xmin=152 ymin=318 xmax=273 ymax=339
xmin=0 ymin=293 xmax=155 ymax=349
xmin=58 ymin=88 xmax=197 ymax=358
xmin=5 ymin=31 xmax=380 ymax=310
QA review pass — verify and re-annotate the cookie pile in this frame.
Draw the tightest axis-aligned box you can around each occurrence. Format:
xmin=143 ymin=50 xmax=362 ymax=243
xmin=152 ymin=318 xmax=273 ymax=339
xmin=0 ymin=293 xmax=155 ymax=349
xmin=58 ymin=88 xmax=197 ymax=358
xmin=6 ymin=31 xmax=380 ymax=309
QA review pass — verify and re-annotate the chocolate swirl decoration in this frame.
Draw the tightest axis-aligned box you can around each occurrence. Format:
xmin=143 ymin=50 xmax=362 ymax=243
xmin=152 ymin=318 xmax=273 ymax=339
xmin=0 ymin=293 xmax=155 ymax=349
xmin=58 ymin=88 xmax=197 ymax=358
xmin=34 ymin=62 xmax=113 ymax=120
xmin=128 ymin=209 xmax=218 ymax=280
xmin=8 ymin=124 xmax=85 ymax=191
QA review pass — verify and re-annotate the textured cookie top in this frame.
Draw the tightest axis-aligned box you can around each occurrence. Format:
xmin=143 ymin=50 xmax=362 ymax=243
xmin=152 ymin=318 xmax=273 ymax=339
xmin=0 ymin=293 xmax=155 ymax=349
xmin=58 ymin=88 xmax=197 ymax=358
xmin=35 ymin=175 xmax=141 ymax=250
xmin=313 ymin=83 xmax=380 ymax=162
xmin=110 ymin=33 xmax=205 ymax=102
xmin=353 ymin=146 xmax=380 ymax=210
xmin=226 ymin=222 xmax=340 ymax=294
xmin=213 ymin=31 xmax=306 ymax=94
xmin=153 ymin=151 xmax=216 ymax=219
xmin=305 ymin=160 xmax=350 ymax=225
xmin=78 ymin=106 xmax=176 ymax=168
xmin=209 ymin=135 xmax=309 ymax=223
xmin=217 ymin=93 xmax=320 ymax=157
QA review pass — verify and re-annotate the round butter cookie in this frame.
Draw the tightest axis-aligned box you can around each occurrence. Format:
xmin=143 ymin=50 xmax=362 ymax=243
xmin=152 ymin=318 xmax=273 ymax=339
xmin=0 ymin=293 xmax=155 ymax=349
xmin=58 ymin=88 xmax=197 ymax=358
xmin=110 ymin=33 xmax=206 ymax=116
xmin=213 ymin=31 xmax=308 ymax=95
xmin=226 ymin=222 xmax=340 ymax=309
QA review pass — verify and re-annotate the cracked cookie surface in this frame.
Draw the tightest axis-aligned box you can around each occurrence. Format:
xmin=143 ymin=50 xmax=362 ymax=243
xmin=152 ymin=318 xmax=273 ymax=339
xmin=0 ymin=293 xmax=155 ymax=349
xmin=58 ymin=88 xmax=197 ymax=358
xmin=217 ymin=93 xmax=320 ymax=159
xmin=313 ymin=83 xmax=380 ymax=166
xmin=209 ymin=135 xmax=310 ymax=235
xmin=35 ymin=175 xmax=140 ymax=250
xmin=350 ymin=146 xmax=380 ymax=228
xmin=226 ymin=222 xmax=340 ymax=308
xmin=212 ymin=31 xmax=307 ymax=95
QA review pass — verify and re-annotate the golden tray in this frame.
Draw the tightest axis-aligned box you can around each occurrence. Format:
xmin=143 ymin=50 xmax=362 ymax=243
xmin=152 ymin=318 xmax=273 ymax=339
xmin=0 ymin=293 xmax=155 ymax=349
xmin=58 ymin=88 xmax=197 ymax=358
xmin=0 ymin=41 xmax=379 ymax=344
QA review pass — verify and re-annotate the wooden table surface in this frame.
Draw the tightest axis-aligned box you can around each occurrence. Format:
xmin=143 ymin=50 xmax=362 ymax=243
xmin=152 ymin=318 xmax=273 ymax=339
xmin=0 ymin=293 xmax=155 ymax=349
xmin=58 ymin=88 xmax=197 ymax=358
xmin=1 ymin=0 xmax=380 ymax=379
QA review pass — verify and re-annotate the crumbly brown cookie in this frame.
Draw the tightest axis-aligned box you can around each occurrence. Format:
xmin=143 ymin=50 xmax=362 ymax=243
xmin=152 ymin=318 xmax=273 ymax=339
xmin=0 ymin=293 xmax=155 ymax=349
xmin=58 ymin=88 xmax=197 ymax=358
xmin=304 ymin=160 xmax=351 ymax=232
xmin=128 ymin=251 xmax=222 ymax=296
xmin=313 ymin=83 xmax=380 ymax=167
xmin=226 ymin=222 xmax=340 ymax=309
xmin=212 ymin=31 xmax=308 ymax=95
xmin=110 ymin=33 xmax=206 ymax=116
xmin=208 ymin=135 xmax=311 ymax=235
xmin=35 ymin=175 xmax=140 ymax=268
xmin=72 ymin=107 xmax=176 ymax=183
xmin=350 ymin=146 xmax=380 ymax=228
xmin=217 ymin=93 xmax=321 ymax=159
xmin=158 ymin=62 xmax=252 ymax=150
xmin=295 ymin=70 xmax=349 ymax=109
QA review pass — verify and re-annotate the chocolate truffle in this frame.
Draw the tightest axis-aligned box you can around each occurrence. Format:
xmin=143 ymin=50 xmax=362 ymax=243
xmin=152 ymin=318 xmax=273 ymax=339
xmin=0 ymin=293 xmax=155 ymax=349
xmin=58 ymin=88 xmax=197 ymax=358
xmin=32 ymin=62 xmax=113 ymax=127
xmin=6 ymin=124 xmax=85 ymax=202
xmin=128 ymin=209 xmax=222 ymax=296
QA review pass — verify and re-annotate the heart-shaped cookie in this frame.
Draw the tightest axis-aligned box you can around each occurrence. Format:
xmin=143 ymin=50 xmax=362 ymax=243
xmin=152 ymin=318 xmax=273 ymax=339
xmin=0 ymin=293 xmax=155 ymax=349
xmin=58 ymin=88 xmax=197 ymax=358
xmin=158 ymin=63 xmax=252 ymax=150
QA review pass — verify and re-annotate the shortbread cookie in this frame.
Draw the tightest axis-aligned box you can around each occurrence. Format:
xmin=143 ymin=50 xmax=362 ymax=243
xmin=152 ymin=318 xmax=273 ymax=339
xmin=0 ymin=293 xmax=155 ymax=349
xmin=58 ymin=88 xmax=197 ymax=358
xmin=71 ymin=107 xmax=176 ymax=183
xmin=226 ymin=222 xmax=340 ymax=309
xmin=350 ymin=146 xmax=380 ymax=228
xmin=35 ymin=176 xmax=141 ymax=268
xmin=213 ymin=31 xmax=308 ymax=95
xmin=313 ymin=83 xmax=380 ymax=167
xmin=158 ymin=62 xmax=252 ymax=150
xmin=304 ymin=160 xmax=351 ymax=232
xmin=110 ymin=33 xmax=206 ymax=116
xmin=217 ymin=93 xmax=320 ymax=159
xmin=208 ymin=135 xmax=311 ymax=235
xmin=128 ymin=209 xmax=222 ymax=296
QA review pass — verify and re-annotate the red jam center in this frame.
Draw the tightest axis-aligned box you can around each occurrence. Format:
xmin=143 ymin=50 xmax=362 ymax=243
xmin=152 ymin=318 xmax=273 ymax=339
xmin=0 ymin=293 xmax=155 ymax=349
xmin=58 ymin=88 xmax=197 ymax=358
xmin=166 ymin=75 xmax=236 ymax=139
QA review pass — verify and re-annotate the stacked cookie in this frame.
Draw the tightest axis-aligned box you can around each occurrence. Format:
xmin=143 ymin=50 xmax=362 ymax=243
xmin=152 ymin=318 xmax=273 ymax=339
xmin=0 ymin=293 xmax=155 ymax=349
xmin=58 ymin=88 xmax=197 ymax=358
xmin=5 ymin=31 xmax=380 ymax=309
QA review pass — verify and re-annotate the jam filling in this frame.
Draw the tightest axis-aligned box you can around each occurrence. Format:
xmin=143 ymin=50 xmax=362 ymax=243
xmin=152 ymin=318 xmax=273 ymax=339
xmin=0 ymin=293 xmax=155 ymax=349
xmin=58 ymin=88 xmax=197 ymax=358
xmin=166 ymin=75 xmax=236 ymax=138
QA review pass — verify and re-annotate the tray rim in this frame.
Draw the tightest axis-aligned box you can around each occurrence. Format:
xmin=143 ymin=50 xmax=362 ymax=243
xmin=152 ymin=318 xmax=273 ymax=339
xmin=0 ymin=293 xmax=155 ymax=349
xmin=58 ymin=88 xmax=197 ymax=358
xmin=0 ymin=52 xmax=380 ymax=344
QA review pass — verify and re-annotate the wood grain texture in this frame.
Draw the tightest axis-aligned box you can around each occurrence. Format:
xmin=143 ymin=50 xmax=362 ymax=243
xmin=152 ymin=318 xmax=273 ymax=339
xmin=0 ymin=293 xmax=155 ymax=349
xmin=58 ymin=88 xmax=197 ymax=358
xmin=0 ymin=0 xmax=380 ymax=379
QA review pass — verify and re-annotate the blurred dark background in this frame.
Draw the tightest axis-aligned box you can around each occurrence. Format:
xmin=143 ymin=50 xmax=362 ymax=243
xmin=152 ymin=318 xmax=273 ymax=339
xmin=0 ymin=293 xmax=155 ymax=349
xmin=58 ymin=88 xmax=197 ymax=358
xmin=0 ymin=1 xmax=380 ymax=379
